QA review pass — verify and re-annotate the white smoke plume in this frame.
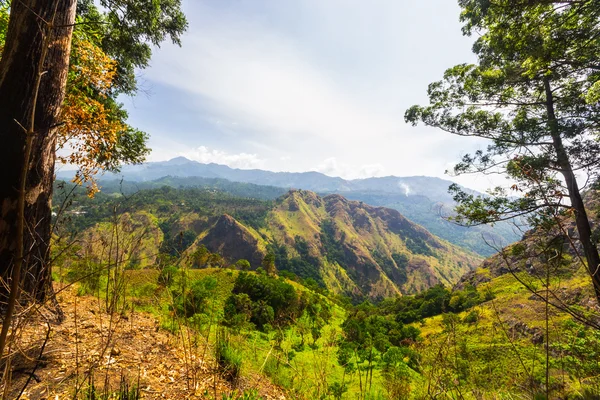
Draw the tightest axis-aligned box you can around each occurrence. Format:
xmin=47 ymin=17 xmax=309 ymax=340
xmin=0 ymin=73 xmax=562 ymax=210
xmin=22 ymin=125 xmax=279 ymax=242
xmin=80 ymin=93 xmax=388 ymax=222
xmin=399 ymin=182 xmax=411 ymax=197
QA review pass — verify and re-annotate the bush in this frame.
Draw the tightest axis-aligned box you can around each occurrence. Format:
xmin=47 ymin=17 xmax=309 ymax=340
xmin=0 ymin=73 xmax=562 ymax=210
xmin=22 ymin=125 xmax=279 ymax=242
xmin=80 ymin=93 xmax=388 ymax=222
xmin=234 ymin=259 xmax=251 ymax=271
xmin=131 ymin=282 xmax=158 ymax=299
xmin=173 ymin=276 xmax=217 ymax=318
xmin=158 ymin=265 xmax=178 ymax=286
xmin=328 ymin=382 xmax=348 ymax=400
xmin=226 ymin=272 xmax=300 ymax=330
xmin=463 ymin=310 xmax=480 ymax=324
xmin=216 ymin=331 xmax=242 ymax=383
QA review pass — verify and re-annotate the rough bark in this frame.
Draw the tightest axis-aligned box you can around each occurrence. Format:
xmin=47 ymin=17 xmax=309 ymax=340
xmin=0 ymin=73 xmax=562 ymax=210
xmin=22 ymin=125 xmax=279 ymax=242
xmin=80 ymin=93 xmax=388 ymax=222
xmin=0 ymin=0 xmax=77 ymax=305
xmin=544 ymin=77 xmax=600 ymax=304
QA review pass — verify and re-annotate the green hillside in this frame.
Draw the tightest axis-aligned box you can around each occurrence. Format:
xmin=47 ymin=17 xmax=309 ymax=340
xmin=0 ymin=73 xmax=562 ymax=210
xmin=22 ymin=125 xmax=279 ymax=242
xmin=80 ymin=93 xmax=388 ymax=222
xmin=57 ymin=184 xmax=480 ymax=300
xmin=48 ymin=183 xmax=600 ymax=399
xmin=69 ymin=172 xmax=522 ymax=257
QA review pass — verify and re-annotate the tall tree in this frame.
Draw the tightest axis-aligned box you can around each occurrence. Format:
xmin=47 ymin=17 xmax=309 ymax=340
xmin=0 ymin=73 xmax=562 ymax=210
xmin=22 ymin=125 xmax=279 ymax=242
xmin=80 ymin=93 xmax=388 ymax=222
xmin=0 ymin=0 xmax=78 ymax=306
xmin=405 ymin=0 xmax=600 ymax=302
xmin=0 ymin=0 xmax=186 ymax=305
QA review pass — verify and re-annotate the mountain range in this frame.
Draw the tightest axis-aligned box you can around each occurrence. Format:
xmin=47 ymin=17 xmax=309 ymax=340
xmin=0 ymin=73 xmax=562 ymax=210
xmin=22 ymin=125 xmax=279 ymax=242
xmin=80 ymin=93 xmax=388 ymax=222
xmin=57 ymin=157 xmax=523 ymax=255
xmin=74 ymin=187 xmax=481 ymax=299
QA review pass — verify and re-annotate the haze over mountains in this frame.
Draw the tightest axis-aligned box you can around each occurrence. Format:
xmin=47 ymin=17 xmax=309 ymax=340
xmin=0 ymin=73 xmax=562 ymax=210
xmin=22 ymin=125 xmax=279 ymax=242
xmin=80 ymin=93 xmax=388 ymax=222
xmin=57 ymin=157 xmax=523 ymax=255
xmin=69 ymin=156 xmax=459 ymax=200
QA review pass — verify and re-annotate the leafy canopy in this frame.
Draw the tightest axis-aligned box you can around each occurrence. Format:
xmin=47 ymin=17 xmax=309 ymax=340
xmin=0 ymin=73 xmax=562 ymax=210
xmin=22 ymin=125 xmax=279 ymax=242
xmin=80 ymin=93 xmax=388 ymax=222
xmin=0 ymin=1 xmax=187 ymax=194
xmin=405 ymin=0 xmax=600 ymax=227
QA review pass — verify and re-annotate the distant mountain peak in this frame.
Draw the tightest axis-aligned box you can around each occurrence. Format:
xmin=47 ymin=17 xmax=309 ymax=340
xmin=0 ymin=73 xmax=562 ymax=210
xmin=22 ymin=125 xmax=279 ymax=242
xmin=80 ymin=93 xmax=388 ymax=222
xmin=165 ymin=156 xmax=194 ymax=165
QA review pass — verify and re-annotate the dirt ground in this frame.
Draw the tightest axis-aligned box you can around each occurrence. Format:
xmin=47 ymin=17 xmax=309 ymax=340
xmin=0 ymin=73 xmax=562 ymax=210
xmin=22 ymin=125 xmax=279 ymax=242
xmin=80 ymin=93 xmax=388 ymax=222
xmin=2 ymin=284 xmax=286 ymax=399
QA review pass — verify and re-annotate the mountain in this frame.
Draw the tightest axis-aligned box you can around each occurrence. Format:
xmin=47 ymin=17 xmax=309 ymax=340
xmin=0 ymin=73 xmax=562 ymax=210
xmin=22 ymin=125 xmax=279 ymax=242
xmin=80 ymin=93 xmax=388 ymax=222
xmin=70 ymin=186 xmax=481 ymax=299
xmin=195 ymin=213 xmax=268 ymax=268
xmin=58 ymin=157 xmax=459 ymax=196
xmin=259 ymin=190 xmax=481 ymax=298
xmin=58 ymin=157 xmax=522 ymax=256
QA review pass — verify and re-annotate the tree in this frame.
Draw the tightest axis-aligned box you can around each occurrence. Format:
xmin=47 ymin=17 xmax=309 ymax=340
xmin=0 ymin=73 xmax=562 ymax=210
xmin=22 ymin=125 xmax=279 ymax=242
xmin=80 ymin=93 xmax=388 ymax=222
xmin=234 ymin=259 xmax=252 ymax=271
xmin=0 ymin=0 xmax=78 ymax=307
xmin=0 ymin=0 xmax=186 ymax=307
xmin=405 ymin=0 xmax=600 ymax=303
xmin=56 ymin=19 xmax=150 ymax=193
xmin=262 ymin=252 xmax=277 ymax=276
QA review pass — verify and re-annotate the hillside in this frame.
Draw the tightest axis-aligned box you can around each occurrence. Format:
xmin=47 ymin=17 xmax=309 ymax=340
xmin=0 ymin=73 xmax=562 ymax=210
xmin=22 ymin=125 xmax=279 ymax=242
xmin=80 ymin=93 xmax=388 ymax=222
xmin=57 ymin=158 xmax=522 ymax=256
xmin=59 ymin=185 xmax=481 ymax=299
xmin=260 ymin=190 xmax=480 ymax=298
xmin=39 ymin=188 xmax=600 ymax=399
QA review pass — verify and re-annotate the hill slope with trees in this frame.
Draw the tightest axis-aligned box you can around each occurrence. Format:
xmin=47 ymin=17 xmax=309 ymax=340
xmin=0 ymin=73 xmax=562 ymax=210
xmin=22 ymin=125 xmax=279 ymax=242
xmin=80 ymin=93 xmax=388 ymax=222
xmin=58 ymin=184 xmax=481 ymax=300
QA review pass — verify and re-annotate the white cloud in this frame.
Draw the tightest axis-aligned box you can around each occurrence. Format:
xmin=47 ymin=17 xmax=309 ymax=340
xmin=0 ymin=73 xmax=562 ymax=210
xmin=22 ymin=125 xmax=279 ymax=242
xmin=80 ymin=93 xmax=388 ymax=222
xmin=358 ymin=164 xmax=386 ymax=179
xmin=398 ymin=182 xmax=411 ymax=196
xmin=315 ymin=157 xmax=386 ymax=179
xmin=316 ymin=157 xmax=345 ymax=177
xmin=180 ymin=146 xmax=265 ymax=169
xmin=147 ymin=29 xmax=397 ymax=149
xmin=122 ymin=0 xmax=505 ymax=191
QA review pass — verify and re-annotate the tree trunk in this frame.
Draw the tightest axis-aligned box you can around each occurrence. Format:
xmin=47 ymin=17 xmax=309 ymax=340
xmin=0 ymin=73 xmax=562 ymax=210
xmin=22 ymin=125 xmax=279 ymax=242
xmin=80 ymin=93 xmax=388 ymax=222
xmin=0 ymin=0 xmax=77 ymax=305
xmin=544 ymin=77 xmax=600 ymax=304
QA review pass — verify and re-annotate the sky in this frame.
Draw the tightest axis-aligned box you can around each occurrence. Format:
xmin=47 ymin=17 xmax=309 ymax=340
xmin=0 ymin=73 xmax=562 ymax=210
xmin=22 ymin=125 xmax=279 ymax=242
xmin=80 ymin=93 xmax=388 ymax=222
xmin=120 ymin=0 xmax=503 ymax=192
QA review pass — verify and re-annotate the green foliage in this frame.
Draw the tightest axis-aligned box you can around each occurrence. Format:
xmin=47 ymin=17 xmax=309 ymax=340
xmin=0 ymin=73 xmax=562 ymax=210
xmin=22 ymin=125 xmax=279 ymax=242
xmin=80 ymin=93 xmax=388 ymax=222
xmin=261 ymin=252 xmax=277 ymax=276
xmin=78 ymin=0 xmax=187 ymax=95
xmin=551 ymin=320 xmax=600 ymax=383
xmin=158 ymin=265 xmax=178 ymax=286
xmin=66 ymin=257 xmax=104 ymax=296
xmin=267 ymin=239 xmax=325 ymax=287
xmin=404 ymin=237 xmax=434 ymax=257
xmin=219 ymin=390 xmax=263 ymax=400
xmin=172 ymin=276 xmax=217 ymax=318
xmin=81 ymin=372 xmax=140 ymax=400
xmin=223 ymin=272 xmax=331 ymax=335
xmin=234 ymin=259 xmax=251 ymax=271
xmin=462 ymin=309 xmax=480 ymax=324
xmin=341 ymin=304 xmax=422 ymax=355
xmin=216 ymin=330 xmax=242 ymax=383
xmin=328 ymin=381 xmax=348 ymax=400
xmin=320 ymin=219 xmax=348 ymax=268
xmin=160 ymin=228 xmax=197 ymax=256
xmin=379 ymin=284 xmax=491 ymax=324
xmin=381 ymin=347 xmax=413 ymax=399
xmin=226 ymin=272 xmax=300 ymax=330
xmin=224 ymin=293 xmax=254 ymax=329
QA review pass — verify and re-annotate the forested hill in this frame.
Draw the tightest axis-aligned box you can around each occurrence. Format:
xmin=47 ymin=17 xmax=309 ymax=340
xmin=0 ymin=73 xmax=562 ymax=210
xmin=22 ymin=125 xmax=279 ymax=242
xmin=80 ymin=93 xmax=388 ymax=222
xmin=56 ymin=158 xmax=522 ymax=256
xmin=56 ymin=184 xmax=481 ymax=299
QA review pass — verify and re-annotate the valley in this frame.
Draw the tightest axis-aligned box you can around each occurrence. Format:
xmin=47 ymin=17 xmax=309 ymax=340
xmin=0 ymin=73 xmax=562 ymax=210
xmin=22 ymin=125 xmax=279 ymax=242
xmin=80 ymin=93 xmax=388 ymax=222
xmin=37 ymin=180 xmax=600 ymax=399
xmin=2 ymin=1 xmax=600 ymax=399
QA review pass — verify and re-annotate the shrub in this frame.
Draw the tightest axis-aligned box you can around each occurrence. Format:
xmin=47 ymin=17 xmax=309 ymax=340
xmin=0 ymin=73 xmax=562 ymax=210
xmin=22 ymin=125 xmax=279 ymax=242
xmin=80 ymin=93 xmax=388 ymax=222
xmin=216 ymin=331 xmax=242 ymax=383
xmin=158 ymin=265 xmax=178 ymax=286
xmin=174 ymin=276 xmax=217 ymax=318
xmin=463 ymin=310 xmax=480 ymax=324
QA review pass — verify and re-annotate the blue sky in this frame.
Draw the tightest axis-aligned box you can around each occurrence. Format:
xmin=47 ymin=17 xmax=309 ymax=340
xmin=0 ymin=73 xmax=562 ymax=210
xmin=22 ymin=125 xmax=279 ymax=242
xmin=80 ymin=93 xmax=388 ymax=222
xmin=120 ymin=0 xmax=500 ymax=191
